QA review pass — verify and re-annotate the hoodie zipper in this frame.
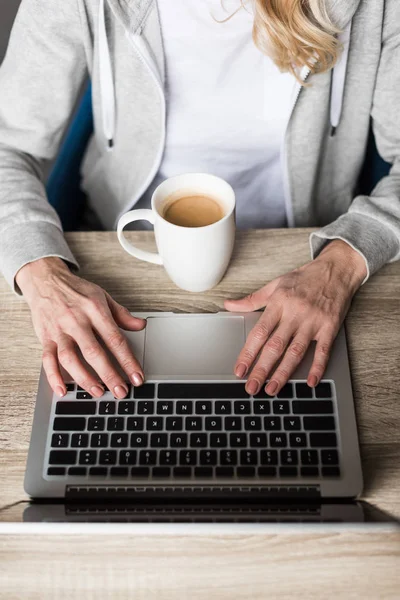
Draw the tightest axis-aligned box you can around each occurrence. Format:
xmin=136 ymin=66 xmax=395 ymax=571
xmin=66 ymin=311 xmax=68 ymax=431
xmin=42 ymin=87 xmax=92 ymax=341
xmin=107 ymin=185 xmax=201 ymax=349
xmin=281 ymin=67 xmax=311 ymax=227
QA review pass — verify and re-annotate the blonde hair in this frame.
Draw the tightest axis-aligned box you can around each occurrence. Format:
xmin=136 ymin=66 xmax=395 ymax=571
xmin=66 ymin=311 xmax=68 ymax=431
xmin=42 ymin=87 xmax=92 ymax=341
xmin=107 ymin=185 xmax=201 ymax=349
xmin=252 ymin=0 xmax=341 ymax=79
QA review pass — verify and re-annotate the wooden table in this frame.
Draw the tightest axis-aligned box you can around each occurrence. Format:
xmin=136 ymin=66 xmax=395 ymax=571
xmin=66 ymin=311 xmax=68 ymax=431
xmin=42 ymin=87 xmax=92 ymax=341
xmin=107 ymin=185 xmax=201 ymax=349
xmin=0 ymin=230 xmax=399 ymax=598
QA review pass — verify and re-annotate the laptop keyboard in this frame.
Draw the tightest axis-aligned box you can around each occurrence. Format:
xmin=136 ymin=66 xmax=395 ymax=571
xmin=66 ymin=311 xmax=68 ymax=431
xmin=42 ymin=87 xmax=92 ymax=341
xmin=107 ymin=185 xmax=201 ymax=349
xmin=45 ymin=381 xmax=341 ymax=480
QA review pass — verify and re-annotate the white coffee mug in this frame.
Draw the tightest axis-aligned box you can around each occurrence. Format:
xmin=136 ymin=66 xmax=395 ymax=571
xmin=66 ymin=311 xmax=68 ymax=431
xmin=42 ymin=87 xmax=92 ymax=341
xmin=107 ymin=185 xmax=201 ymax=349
xmin=117 ymin=173 xmax=236 ymax=292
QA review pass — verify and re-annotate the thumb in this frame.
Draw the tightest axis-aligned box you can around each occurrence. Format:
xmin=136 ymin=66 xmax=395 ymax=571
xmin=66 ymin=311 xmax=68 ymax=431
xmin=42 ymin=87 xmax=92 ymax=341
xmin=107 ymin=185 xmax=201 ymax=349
xmin=224 ymin=281 xmax=277 ymax=313
xmin=106 ymin=294 xmax=147 ymax=331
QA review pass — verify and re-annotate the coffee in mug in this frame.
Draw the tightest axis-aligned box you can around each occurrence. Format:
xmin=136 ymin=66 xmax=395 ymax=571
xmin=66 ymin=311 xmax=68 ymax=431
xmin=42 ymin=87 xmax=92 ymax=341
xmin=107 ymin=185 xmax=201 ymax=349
xmin=162 ymin=193 xmax=225 ymax=228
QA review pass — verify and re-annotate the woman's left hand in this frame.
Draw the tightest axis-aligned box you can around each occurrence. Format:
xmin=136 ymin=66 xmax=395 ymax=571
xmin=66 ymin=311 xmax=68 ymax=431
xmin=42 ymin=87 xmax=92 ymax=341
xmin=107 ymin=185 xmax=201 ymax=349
xmin=225 ymin=240 xmax=367 ymax=396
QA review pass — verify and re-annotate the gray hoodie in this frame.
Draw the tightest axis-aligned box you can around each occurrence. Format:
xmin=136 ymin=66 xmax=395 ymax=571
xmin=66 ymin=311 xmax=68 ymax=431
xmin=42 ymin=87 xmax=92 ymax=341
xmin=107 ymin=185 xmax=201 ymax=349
xmin=0 ymin=0 xmax=399 ymax=292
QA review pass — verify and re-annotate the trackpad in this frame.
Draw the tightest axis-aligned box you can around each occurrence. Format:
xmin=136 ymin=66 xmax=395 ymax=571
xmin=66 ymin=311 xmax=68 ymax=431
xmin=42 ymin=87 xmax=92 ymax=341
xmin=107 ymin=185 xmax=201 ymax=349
xmin=144 ymin=316 xmax=246 ymax=379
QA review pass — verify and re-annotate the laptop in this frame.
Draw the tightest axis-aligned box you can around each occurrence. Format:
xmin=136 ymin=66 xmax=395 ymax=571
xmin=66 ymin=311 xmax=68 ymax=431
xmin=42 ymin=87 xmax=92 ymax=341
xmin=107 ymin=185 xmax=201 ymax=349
xmin=23 ymin=311 xmax=397 ymax=526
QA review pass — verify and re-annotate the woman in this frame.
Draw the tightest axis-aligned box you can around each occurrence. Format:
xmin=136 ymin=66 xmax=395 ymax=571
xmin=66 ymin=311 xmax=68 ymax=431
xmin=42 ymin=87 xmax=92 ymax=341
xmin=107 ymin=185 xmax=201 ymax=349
xmin=0 ymin=0 xmax=399 ymax=400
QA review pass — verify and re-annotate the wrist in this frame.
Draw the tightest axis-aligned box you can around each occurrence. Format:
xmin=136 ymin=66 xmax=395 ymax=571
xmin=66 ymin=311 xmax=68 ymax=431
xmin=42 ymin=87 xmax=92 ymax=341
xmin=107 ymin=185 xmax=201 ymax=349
xmin=16 ymin=257 xmax=70 ymax=299
xmin=316 ymin=240 xmax=367 ymax=290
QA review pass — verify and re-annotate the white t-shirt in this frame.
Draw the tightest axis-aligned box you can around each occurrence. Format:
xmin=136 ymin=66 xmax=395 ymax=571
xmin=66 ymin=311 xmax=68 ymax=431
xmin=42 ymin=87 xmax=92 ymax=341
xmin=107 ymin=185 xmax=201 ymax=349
xmin=138 ymin=0 xmax=296 ymax=229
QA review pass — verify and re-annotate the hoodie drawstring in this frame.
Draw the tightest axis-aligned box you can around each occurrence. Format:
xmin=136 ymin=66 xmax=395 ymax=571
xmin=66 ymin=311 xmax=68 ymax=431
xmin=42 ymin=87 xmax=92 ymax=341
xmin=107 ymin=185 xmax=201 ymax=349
xmin=330 ymin=20 xmax=352 ymax=136
xmin=99 ymin=0 xmax=116 ymax=149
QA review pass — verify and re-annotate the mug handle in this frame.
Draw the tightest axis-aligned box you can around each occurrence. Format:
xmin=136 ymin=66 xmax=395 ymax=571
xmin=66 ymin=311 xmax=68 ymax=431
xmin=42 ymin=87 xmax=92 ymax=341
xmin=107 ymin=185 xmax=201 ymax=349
xmin=117 ymin=209 xmax=163 ymax=265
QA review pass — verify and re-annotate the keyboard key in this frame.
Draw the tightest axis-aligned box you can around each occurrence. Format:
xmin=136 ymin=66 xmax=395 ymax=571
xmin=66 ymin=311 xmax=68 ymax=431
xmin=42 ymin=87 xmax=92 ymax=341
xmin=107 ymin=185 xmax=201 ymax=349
xmin=157 ymin=401 xmax=174 ymax=414
xmin=110 ymin=433 xmax=128 ymax=447
xmin=166 ymin=417 xmax=183 ymax=431
xmin=194 ymin=467 xmax=213 ymax=477
xmin=176 ymin=401 xmax=193 ymax=415
xmin=215 ymin=401 xmax=232 ymax=414
xmin=200 ymin=450 xmax=217 ymax=465
xmin=107 ymin=417 xmax=124 ymax=431
xmin=281 ymin=450 xmax=298 ymax=465
xmin=210 ymin=433 xmax=227 ymax=447
xmin=216 ymin=466 xmax=234 ymax=477
xmin=244 ymin=417 xmax=262 ymax=430
xmin=321 ymin=449 xmax=339 ymax=465
xmin=180 ymin=450 xmax=197 ymax=466
xmin=99 ymin=401 xmax=116 ymax=415
xmin=310 ymin=433 xmax=337 ymax=448
xmin=270 ymin=433 xmax=287 ymax=447
xmin=76 ymin=391 xmax=93 ymax=400
xmin=130 ymin=433 xmax=148 ymax=447
xmin=301 ymin=450 xmax=319 ymax=465
xmin=315 ymin=382 xmax=332 ymax=398
xmin=119 ymin=450 xmax=137 ymax=465
xmin=289 ymin=433 xmax=307 ymax=447
xmin=295 ymin=383 xmax=312 ymax=398
xmin=174 ymin=467 xmax=192 ymax=477
xmin=53 ymin=417 xmax=86 ymax=431
xmin=90 ymin=433 xmax=109 ymax=448
xmin=139 ymin=450 xmax=157 ymax=465
xmin=89 ymin=467 xmax=107 ymax=476
xmin=237 ymin=467 xmax=256 ymax=477
xmin=137 ymin=401 xmax=154 ymax=415
xmin=230 ymin=433 xmax=247 ymax=447
xmin=301 ymin=467 xmax=319 ymax=477
xmin=273 ymin=401 xmax=290 ymax=414
xmin=277 ymin=383 xmax=293 ymax=398
xmin=56 ymin=401 xmax=96 ymax=415
xmin=279 ymin=467 xmax=297 ymax=477
xmin=293 ymin=401 xmax=333 ymax=414
xmin=160 ymin=450 xmax=177 ymax=465
xmin=153 ymin=467 xmax=171 ymax=477
xmin=147 ymin=416 xmax=163 ymax=431
xmin=304 ymin=417 xmax=336 ymax=431
xmin=225 ymin=417 xmax=242 ymax=430
xmin=253 ymin=387 xmax=269 ymax=399
xmin=322 ymin=466 xmax=341 ymax=477
xmin=134 ymin=384 xmax=155 ymax=399
xmin=49 ymin=450 xmax=77 ymax=465
xmin=131 ymin=467 xmax=150 ymax=477
xmin=264 ymin=417 xmax=281 ymax=430
xmin=110 ymin=467 xmax=129 ymax=477
xmin=127 ymin=417 xmax=144 ymax=431
xmin=99 ymin=450 xmax=117 ymax=465
xmin=47 ymin=467 xmax=66 ymax=476
xmin=79 ymin=450 xmax=97 ymax=465
xmin=283 ymin=417 xmax=301 ymax=431
xmin=88 ymin=417 xmax=105 ymax=431
xmin=220 ymin=450 xmax=238 ymax=465
xmin=51 ymin=433 xmax=69 ymax=448
xmin=150 ymin=433 xmax=168 ymax=447
xmin=249 ymin=433 xmax=267 ymax=447
xmin=186 ymin=417 xmax=202 ymax=431
xmin=68 ymin=467 xmax=86 ymax=476
xmin=170 ymin=433 xmax=188 ymax=447
xmin=195 ymin=401 xmax=212 ymax=414
xmin=71 ymin=433 xmax=89 ymax=448
xmin=258 ymin=467 xmax=277 ymax=477
xmin=190 ymin=433 xmax=207 ymax=448
xmin=205 ymin=417 xmax=222 ymax=431
xmin=260 ymin=450 xmax=278 ymax=465
xmin=158 ymin=383 xmax=248 ymax=399
xmin=118 ymin=401 xmax=135 ymax=415
xmin=234 ymin=401 xmax=251 ymax=414
xmin=240 ymin=450 xmax=258 ymax=465
xmin=254 ymin=400 xmax=270 ymax=414
xmin=66 ymin=383 xmax=75 ymax=393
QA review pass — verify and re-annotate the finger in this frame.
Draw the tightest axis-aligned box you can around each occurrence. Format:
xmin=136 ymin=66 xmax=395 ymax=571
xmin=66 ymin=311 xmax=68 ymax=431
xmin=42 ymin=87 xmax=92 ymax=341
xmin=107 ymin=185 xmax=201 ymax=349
xmin=307 ymin=331 xmax=335 ymax=387
xmin=57 ymin=335 xmax=105 ymax=398
xmin=224 ymin=280 xmax=278 ymax=313
xmin=90 ymin=307 xmax=145 ymax=388
xmin=246 ymin=321 xmax=296 ymax=396
xmin=42 ymin=341 xmax=66 ymax=397
xmin=106 ymin=294 xmax=147 ymax=332
xmin=266 ymin=331 xmax=312 ymax=396
xmin=233 ymin=305 xmax=281 ymax=380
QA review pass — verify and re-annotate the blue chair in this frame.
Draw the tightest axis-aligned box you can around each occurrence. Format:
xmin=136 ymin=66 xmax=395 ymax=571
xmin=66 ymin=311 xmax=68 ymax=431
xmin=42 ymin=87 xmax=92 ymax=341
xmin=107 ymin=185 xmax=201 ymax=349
xmin=47 ymin=84 xmax=390 ymax=231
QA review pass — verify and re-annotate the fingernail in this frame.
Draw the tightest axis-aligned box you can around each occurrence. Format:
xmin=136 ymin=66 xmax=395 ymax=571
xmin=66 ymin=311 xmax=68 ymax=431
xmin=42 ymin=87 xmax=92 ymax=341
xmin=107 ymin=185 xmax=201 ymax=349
xmin=55 ymin=385 xmax=66 ymax=398
xmin=235 ymin=363 xmax=247 ymax=378
xmin=114 ymin=385 xmax=128 ymax=399
xmin=308 ymin=375 xmax=318 ymax=388
xmin=246 ymin=379 xmax=260 ymax=396
xmin=131 ymin=372 xmax=143 ymax=387
xmin=266 ymin=381 xmax=278 ymax=396
xmin=91 ymin=385 xmax=104 ymax=398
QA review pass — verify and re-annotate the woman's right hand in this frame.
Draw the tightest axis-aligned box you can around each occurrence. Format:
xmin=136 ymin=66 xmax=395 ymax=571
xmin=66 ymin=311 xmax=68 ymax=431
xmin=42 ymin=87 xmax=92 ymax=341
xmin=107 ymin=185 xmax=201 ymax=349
xmin=16 ymin=257 xmax=146 ymax=399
